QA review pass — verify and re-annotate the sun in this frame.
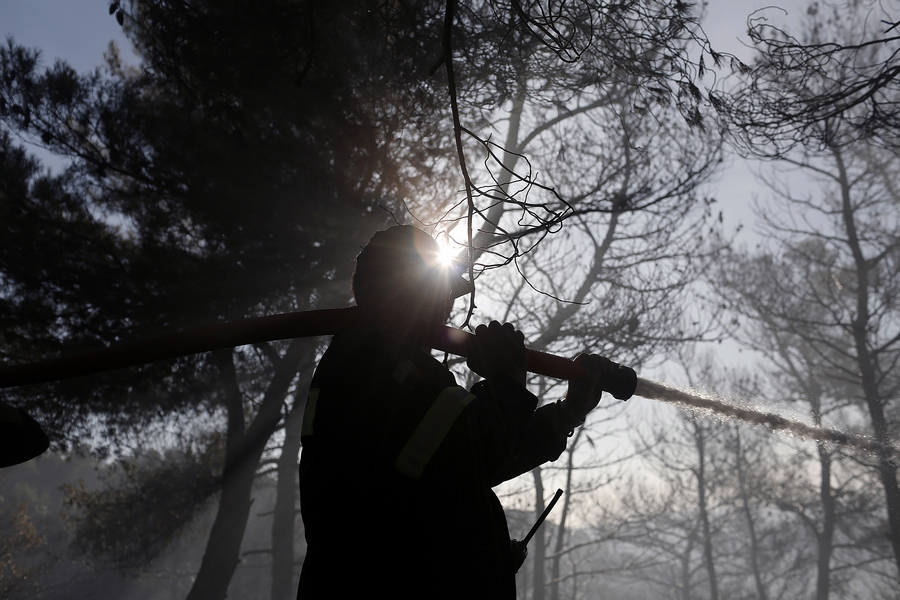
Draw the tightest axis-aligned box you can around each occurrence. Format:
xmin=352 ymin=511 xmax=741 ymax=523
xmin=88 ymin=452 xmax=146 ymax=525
xmin=435 ymin=235 xmax=457 ymax=268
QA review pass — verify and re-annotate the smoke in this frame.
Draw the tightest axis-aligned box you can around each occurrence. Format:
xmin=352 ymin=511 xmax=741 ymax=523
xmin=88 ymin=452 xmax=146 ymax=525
xmin=635 ymin=378 xmax=900 ymax=461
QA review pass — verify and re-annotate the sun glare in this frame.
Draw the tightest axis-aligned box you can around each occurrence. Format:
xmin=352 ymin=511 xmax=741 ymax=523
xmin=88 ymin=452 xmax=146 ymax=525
xmin=435 ymin=236 xmax=457 ymax=268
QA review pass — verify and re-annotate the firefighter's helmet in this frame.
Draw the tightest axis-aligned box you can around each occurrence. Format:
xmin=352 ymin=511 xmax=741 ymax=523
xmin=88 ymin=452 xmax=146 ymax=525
xmin=352 ymin=226 xmax=472 ymax=309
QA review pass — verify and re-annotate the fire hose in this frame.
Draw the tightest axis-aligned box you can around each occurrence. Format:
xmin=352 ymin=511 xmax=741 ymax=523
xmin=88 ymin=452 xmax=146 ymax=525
xmin=0 ymin=307 xmax=637 ymax=400
xmin=6 ymin=308 xmax=888 ymax=461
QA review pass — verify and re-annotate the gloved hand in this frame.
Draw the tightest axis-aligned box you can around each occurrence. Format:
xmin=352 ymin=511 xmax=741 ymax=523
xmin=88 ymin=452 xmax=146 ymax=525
xmin=560 ymin=354 xmax=617 ymax=429
xmin=466 ymin=321 xmax=527 ymax=387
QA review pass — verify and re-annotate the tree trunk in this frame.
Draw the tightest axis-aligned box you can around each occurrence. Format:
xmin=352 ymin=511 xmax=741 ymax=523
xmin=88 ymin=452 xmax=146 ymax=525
xmin=804 ymin=375 xmax=835 ymax=600
xmin=856 ymin=366 xmax=900 ymax=575
xmin=532 ymin=467 xmax=547 ymax=600
xmin=815 ymin=439 xmax=835 ymax=600
xmin=549 ymin=431 xmax=580 ymax=600
xmin=270 ymin=347 xmax=315 ymax=600
xmin=734 ymin=430 xmax=768 ymax=600
xmin=834 ymin=148 xmax=900 ymax=577
xmin=470 ymin=83 xmax=527 ymax=252
xmin=679 ymin=526 xmax=697 ymax=600
xmin=694 ymin=421 xmax=719 ymax=600
xmin=785 ymin=345 xmax=836 ymax=600
xmin=186 ymin=341 xmax=304 ymax=600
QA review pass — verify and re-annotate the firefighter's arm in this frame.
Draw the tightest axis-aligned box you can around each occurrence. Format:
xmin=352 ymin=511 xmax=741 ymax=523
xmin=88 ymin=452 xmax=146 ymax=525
xmin=399 ymin=322 xmax=535 ymax=487
xmin=408 ymin=375 xmax=537 ymax=488
xmin=490 ymin=354 xmax=617 ymax=484
xmin=401 ymin=324 xmax=614 ymax=488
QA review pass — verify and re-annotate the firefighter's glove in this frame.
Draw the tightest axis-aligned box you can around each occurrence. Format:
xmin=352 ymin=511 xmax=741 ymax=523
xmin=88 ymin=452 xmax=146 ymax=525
xmin=560 ymin=354 xmax=616 ymax=430
xmin=467 ymin=321 xmax=527 ymax=387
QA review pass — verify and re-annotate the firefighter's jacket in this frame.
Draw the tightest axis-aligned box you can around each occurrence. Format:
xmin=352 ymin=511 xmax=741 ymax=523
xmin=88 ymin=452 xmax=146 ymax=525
xmin=297 ymin=326 xmax=575 ymax=599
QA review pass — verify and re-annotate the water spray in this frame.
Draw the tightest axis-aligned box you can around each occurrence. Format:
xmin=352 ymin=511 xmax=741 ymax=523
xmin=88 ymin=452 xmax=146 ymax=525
xmin=635 ymin=379 xmax=899 ymax=461
xmin=0 ymin=307 xmax=895 ymax=459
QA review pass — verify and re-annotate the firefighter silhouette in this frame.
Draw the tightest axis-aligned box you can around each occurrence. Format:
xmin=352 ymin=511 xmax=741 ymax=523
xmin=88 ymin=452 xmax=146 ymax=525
xmin=297 ymin=226 xmax=613 ymax=599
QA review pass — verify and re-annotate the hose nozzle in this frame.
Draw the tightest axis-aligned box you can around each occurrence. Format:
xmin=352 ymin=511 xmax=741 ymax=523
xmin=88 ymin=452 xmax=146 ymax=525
xmin=606 ymin=362 xmax=637 ymax=401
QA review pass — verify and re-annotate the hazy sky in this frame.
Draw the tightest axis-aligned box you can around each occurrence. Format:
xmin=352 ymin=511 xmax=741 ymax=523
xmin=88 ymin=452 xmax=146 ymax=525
xmin=1 ymin=0 xmax=134 ymax=72
xmin=706 ymin=0 xmax=807 ymax=58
